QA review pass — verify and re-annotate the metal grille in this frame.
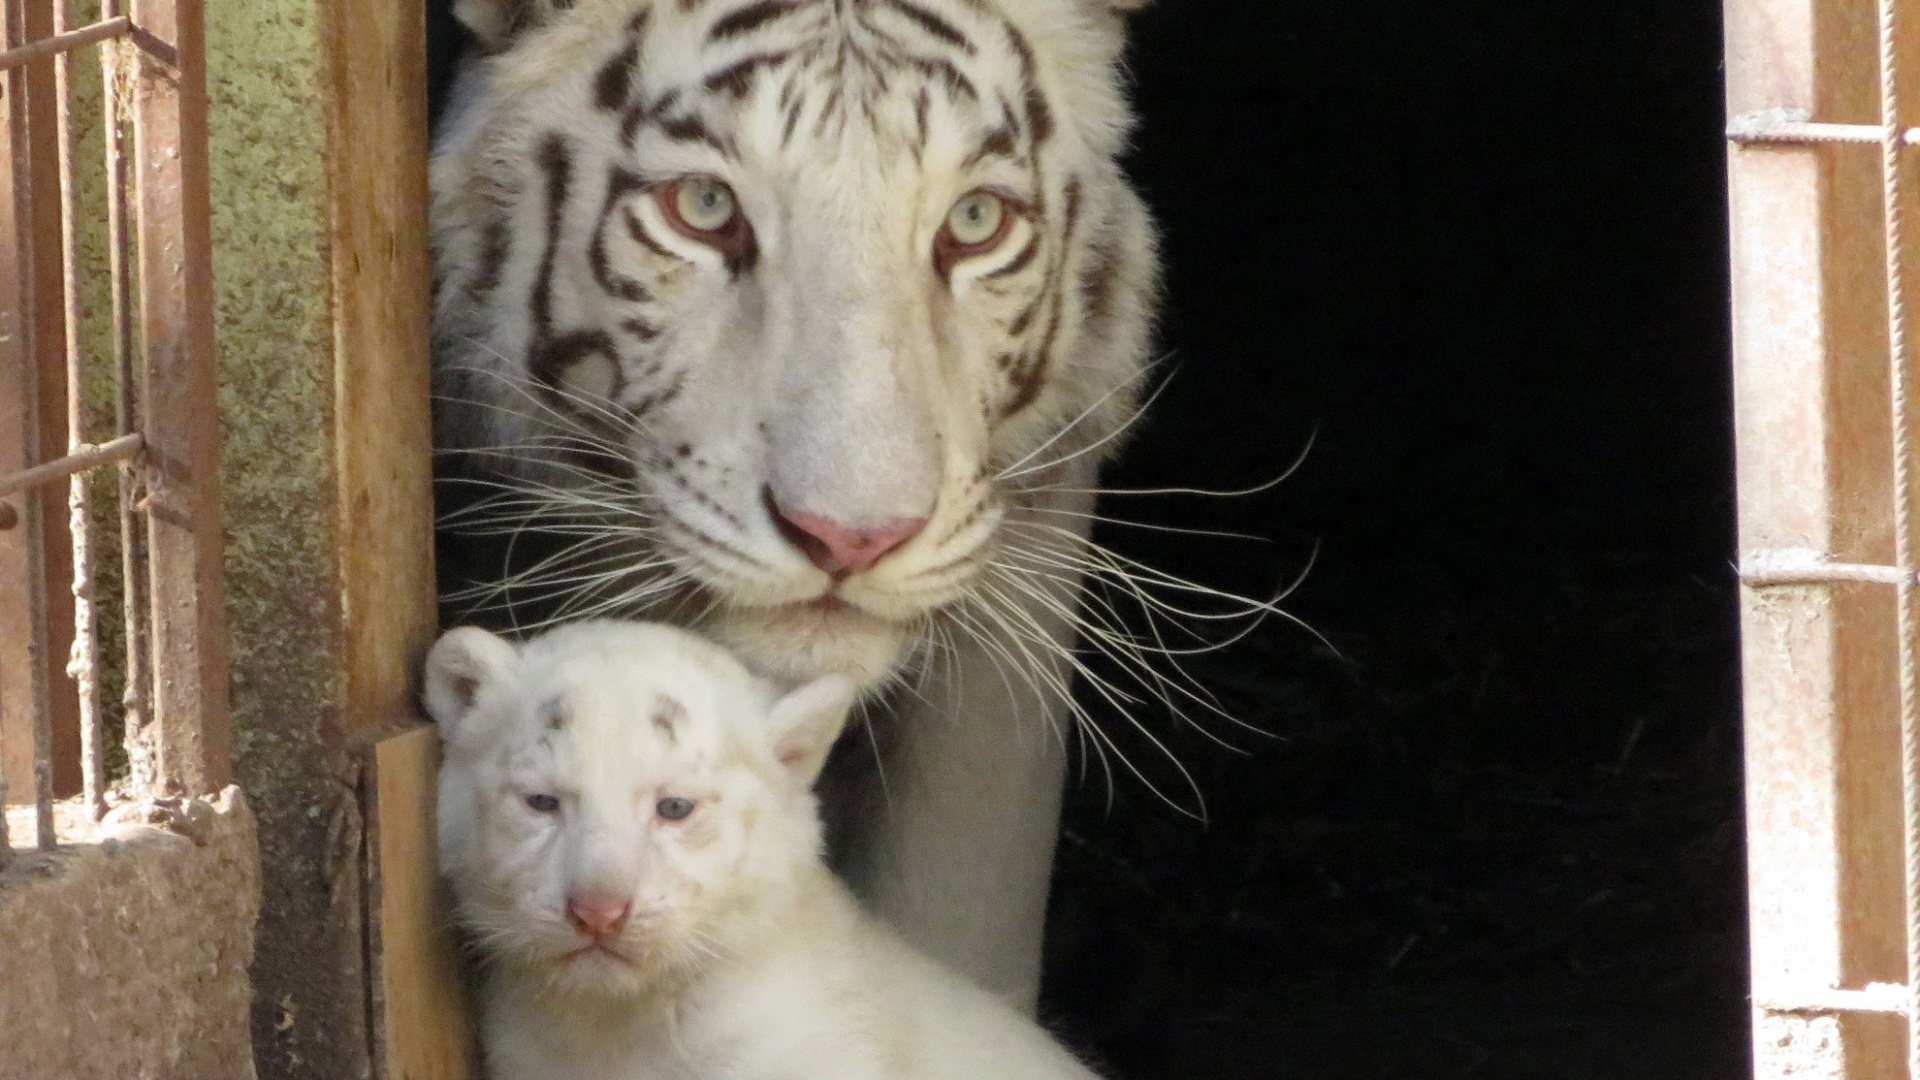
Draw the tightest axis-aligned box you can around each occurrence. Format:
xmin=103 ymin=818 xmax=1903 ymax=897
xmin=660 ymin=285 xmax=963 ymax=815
xmin=0 ymin=0 xmax=225 ymax=868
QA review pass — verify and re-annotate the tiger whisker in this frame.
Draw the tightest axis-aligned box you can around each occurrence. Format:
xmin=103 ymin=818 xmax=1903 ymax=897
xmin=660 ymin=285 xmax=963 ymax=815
xmin=993 ymin=362 xmax=1159 ymax=482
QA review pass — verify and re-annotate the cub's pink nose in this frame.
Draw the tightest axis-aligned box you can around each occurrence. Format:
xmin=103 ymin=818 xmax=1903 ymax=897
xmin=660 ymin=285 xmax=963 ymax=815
xmin=767 ymin=494 xmax=927 ymax=576
xmin=565 ymin=895 xmax=632 ymax=939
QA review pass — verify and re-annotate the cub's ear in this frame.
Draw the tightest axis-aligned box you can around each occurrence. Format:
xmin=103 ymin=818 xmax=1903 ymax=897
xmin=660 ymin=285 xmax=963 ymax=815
xmin=452 ymin=0 xmax=573 ymax=51
xmin=1099 ymin=0 xmax=1152 ymax=10
xmin=422 ymin=627 xmax=519 ymax=742
xmin=767 ymin=674 xmax=858 ymax=786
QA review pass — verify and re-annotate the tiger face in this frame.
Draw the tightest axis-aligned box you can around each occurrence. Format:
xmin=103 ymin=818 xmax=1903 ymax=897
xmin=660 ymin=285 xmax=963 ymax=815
xmin=433 ymin=0 xmax=1157 ymax=686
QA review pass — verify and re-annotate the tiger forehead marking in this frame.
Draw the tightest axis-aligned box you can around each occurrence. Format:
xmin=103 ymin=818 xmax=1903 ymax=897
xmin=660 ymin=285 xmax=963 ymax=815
xmin=432 ymin=0 xmax=1157 ymax=684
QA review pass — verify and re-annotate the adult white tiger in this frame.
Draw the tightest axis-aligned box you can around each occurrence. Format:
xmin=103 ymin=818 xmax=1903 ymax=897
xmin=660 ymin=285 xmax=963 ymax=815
xmin=431 ymin=0 xmax=1158 ymax=1009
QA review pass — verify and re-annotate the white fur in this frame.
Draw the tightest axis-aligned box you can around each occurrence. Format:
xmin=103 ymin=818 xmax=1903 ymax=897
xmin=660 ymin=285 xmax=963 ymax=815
xmin=433 ymin=0 xmax=1160 ymax=1005
xmin=426 ymin=621 xmax=1108 ymax=1080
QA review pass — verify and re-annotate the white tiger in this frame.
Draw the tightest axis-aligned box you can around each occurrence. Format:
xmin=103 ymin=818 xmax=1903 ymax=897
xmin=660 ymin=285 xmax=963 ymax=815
xmin=425 ymin=620 xmax=1110 ymax=1080
xmin=431 ymin=0 xmax=1159 ymax=1008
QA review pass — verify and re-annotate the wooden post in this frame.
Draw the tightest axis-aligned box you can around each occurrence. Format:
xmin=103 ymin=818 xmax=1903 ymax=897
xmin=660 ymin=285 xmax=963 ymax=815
xmin=319 ymin=1 xmax=470 ymax=1076
xmin=364 ymin=725 xmax=478 ymax=1080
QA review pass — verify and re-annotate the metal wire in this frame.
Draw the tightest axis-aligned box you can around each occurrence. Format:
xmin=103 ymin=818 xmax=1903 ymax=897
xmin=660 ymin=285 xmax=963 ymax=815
xmin=1876 ymin=0 xmax=1920 ymax=1071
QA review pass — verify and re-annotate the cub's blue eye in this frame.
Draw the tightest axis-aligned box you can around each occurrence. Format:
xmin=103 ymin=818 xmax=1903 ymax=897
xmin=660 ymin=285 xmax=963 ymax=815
xmin=656 ymin=796 xmax=696 ymax=822
xmin=525 ymin=793 xmax=561 ymax=814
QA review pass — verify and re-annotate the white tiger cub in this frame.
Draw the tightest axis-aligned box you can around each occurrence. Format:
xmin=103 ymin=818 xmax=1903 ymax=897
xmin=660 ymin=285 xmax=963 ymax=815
xmin=432 ymin=0 xmax=1160 ymax=1007
xmin=425 ymin=620 xmax=1108 ymax=1080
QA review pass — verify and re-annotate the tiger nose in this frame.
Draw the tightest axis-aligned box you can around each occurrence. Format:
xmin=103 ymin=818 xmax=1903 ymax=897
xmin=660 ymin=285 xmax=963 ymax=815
xmin=565 ymin=895 xmax=632 ymax=939
xmin=765 ymin=492 xmax=928 ymax=576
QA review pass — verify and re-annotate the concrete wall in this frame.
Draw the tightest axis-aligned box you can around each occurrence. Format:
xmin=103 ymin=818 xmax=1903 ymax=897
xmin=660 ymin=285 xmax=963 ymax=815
xmin=205 ymin=5 xmax=371 ymax=1078
xmin=0 ymin=789 xmax=260 ymax=1080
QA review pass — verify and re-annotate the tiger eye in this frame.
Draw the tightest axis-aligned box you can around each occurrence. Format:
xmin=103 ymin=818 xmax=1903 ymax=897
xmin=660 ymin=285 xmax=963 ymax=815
xmin=673 ymin=177 xmax=738 ymax=234
xmin=656 ymin=796 xmax=697 ymax=822
xmin=945 ymin=191 xmax=1006 ymax=248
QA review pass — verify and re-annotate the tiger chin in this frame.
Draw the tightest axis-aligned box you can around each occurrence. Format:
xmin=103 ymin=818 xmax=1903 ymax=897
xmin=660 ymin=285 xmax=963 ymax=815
xmin=431 ymin=0 xmax=1160 ymax=1007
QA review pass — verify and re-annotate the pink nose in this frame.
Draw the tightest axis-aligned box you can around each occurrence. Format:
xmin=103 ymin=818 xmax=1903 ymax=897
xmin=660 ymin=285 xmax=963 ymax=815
xmin=565 ymin=895 xmax=632 ymax=939
xmin=768 ymin=495 xmax=928 ymax=576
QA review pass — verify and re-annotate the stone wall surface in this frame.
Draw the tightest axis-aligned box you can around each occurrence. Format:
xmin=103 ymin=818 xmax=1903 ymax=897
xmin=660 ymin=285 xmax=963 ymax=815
xmin=203 ymin=4 xmax=370 ymax=1078
xmin=0 ymin=788 xmax=260 ymax=1080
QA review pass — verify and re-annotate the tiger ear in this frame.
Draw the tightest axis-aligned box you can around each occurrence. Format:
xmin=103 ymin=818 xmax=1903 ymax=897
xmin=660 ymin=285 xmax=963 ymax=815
xmin=453 ymin=0 xmax=569 ymax=50
xmin=1094 ymin=0 xmax=1153 ymax=13
xmin=422 ymin=626 xmax=519 ymax=745
xmin=767 ymin=675 xmax=858 ymax=787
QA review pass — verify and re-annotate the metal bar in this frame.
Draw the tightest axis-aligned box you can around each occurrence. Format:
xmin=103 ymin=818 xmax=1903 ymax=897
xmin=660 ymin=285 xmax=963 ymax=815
xmin=54 ymin=0 xmax=104 ymax=822
xmin=103 ymin=0 xmax=153 ymax=792
xmin=1741 ymin=550 xmax=1920 ymax=587
xmin=0 ymin=15 xmax=129 ymax=74
xmin=25 ymin=0 xmax=79 ymax=809
xmin=20 ymin=0 xmax=66 ymax=847
xmin=1759 ymin=983 xmax=1915 ymax=1016
xmin=1728 ymin=109 xmax=1920 ymax=146
xmin=1879 ymin=0 xmax=1920 ymax=1069
xmin=0 ymin=0 xmax=28 ymax=837
xmin=0 ymin=0 xmax=67 ymax=851
xmin=128 ymin=0 xmax=228 ymax=795
xmin=0 ymin=434 xmax=144 ymax=499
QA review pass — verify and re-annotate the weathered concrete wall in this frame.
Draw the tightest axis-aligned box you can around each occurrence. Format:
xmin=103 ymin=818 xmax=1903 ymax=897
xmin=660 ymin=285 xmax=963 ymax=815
xmin=0 ymin=788 xmax=260 ymax=1080
xmin=205 ymin=4 xmax=369 ymax=1079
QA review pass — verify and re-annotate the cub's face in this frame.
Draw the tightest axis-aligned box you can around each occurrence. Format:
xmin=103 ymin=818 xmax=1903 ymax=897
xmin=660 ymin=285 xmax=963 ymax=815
xmin=426 ymin=623 xmax=853 ymax=996
xmin=433 ymin=0 xmax=1157 ymax=684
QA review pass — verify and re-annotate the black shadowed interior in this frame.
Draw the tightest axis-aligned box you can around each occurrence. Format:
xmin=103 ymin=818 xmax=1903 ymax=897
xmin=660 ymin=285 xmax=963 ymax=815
xmin=425 ymin=3 xmax=1746 ymax=1076
xmin=1037 ymin=3 xmax=1745 ymax=1079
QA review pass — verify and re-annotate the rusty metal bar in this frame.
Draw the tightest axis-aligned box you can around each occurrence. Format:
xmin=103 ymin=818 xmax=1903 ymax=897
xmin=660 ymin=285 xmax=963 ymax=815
xmin=0 ymin=0 xmax=36 ymax=831
xmin=100 ymin=0 xmax=153 ymax=791
xmin=54 ymin=0 xmax=105 ymax=822
xmin=127 ymin=0 xmax=228 ymax=795
xmin=1 ymin=0 xmax=75 ymax=851
xmin=0 ymin=15 xmax=128 ymax=73
xmin=0 ymin=434 xmax=144 ymax=499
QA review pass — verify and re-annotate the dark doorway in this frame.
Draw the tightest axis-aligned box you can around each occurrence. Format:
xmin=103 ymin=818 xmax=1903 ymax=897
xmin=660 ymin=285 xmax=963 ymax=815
xmin=1038 ymin=4 xmax=1746 ymax=1079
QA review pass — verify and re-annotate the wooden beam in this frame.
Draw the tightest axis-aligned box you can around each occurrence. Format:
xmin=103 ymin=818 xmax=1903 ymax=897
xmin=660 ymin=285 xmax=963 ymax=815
xmin=323 ymin=0 xmax=438 ymax=747
xmin=319 ymin=0 xmax=456 ymax=1074
xmin=363 ymin=724 xmax=476 ymax=1080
